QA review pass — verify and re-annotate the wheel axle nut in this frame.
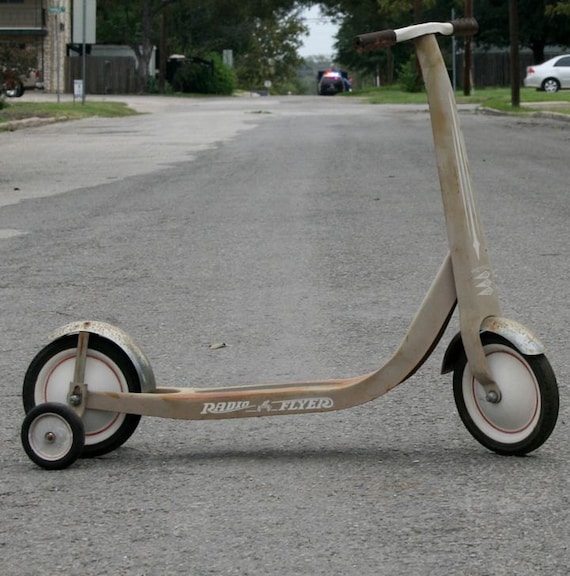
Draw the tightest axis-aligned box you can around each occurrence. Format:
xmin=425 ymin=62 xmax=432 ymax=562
xmin=44 ymin=432 xmax=56 ymax=443
xmin=69 ymin=394 xmax=82 ymax=406
xmin=486 ymin=391 xmax=500 ymax=403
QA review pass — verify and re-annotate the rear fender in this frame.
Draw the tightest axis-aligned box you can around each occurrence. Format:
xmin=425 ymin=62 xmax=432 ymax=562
xmin=49 ymin=320 xmax=156 ymax=392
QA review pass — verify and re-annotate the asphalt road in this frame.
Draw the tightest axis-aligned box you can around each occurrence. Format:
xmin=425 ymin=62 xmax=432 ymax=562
xmin=1 ymin=94 xmax=569 ymax=576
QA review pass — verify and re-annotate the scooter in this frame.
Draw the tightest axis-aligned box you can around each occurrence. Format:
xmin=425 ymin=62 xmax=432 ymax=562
xmin=20 ymin=18 xmax=559 ymax=470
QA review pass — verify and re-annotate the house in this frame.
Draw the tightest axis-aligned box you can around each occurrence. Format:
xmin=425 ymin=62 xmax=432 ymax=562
xmin=0 ymin=0 xmax=70 ymax=93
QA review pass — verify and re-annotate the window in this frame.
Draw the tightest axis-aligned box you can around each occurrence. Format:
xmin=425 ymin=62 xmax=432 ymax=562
xmin=554 ymin=57 xmax=570 ymax=67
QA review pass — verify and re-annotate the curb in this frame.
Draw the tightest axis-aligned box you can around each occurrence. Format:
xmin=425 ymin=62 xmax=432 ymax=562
xmin=477 ymin=105 xmax=570 ymax=122
xmin=1 ymin=116 xmax=62 ymax=132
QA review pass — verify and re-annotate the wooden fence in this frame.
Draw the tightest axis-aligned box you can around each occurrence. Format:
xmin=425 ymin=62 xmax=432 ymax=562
xmin=66 ymin=57 xmax=138 ymax=94
xmin=64 ymin=51 xmax=566 ymax=94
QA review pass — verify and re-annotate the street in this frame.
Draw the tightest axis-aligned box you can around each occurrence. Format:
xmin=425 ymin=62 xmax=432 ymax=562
xmin=1 ymin=94 xmax=569 ymax=575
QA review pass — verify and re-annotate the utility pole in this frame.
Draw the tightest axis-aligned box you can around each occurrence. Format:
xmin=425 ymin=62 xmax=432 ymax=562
xmin=413 ymin=0 xmax=421 ymax=22
xmin=81 ymin=0 xmax=86 ymax=104
xmin=509 ymin=0 xmax=521 ymax=107
xmin=159 ymin=8 xmax=167 ymax=93
xmin=463 ymin=0 xmax=472 ymax=96
xmin=414 ymin=0 xmax=422 ymax=79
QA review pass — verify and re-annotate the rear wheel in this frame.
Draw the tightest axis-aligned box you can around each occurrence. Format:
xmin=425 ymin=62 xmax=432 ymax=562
xmin=453 ymin=334 xmax=559 ymax=455
xmin=541 ymin=78 xmax=560 ymax=93
xmin=5 ymin=81 xmax=24 ymax=97
xmin=23 ymin=334 xmax=141 ymax=457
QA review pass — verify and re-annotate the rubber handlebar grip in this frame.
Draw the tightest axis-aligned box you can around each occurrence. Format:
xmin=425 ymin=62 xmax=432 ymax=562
xmin=355 ymin=18 xmax=478 ymax=52
xmin=355 ymin=29 xmax=397 ymax=51
xmin=449 ymin=17 xmax=479 ymax=36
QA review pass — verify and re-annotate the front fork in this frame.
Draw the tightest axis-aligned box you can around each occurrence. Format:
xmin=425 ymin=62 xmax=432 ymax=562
xmin=415 ymin=34 xmax=503 ymax=400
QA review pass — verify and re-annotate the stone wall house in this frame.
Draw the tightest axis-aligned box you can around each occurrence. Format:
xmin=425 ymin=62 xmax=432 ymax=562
xmin=0 ymin=0 xmax=71 ymax=93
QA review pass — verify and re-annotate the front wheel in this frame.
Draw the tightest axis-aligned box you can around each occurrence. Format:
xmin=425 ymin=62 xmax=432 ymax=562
xmin=23 ymin=334 xmax=142 ymax=458
xmin=453 ymin=334 xmax=559 ymax=455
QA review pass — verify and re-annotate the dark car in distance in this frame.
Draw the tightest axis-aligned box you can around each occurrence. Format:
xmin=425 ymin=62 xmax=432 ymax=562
xmin=317 ymin=69 xmax=351 ymax=95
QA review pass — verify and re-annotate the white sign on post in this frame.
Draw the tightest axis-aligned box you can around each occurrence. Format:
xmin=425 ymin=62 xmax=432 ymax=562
xmin=73 ymin=79 xmax=84 ymax=100
xmin=222 ymin=50 xmax=233 ymax=68
xmin=72 ymin=0 xmax=97 ymax=44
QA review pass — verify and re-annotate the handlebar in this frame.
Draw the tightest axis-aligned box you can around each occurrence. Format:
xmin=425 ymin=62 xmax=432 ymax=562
xmin=355 ymin=18 xmax=478 ymax=52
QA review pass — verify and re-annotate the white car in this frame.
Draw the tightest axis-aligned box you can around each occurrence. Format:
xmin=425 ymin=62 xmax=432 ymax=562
xmin=524 ymin=54 xmax=570 ymax=93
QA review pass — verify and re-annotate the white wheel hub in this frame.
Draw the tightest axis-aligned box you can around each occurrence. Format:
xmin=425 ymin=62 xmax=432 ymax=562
xmin=28 ymin=412 xmax=74 ymax=461
xmin=34 ymin=349 xmax=129 ymax=446
xmin=462 ymin=343 xmax=540 ymax=444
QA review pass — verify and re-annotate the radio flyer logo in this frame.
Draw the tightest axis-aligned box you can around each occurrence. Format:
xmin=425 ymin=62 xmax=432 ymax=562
xmin=201 ymin=397 xmax=334 ymax=415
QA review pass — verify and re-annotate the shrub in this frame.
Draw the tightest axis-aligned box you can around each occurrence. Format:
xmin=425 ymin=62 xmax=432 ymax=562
xmin=398 ymin=55 xmax=424 ymax=93
xmin=173 ymin=53 xmax=236 ymax=95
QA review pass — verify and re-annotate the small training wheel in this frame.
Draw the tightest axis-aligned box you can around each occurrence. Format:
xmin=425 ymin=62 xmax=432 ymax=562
xmin=21 ymin=403 xmax=85 ymax=470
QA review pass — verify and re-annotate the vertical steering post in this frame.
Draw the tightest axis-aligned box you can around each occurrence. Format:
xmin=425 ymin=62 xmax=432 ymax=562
xmin=414 ymin=33 xmax=502 ymax=394
xmin=67 ymin=330 xmax=89 ymax=416
xmin=355 ymin=21 xmax=501 ymax=395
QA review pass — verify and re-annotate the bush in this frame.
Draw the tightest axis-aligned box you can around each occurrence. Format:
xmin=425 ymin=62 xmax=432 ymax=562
xmin=398 ymin=55 xmax=424 ymax=93
xmin=172 ymin=53 xmax=236 ymax=95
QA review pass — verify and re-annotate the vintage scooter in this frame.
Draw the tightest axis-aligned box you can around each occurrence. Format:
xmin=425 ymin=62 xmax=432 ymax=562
xmin=20 ymin=18 xmax=559 ymax=469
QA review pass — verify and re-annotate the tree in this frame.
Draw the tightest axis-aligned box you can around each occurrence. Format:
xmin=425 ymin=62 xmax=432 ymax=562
xmin=0 ymin=42 xmax=37 ymax=80
xmin=546 ymin=0 xmax=570 ymax=15
xmin=319 ymin=0 xmax=450 ymax=87
xmin=329 ymin=0 xmax=392 ymax=86
xmin=235 ymin=8 xmax=308 ymax=93
xmin=97 ymin=0 xmax=302 ymax=92
xmin=97 ymin=0 xmax=180 ymax=92
xmin=172 ymin=52 xmax=237 ymax=94
xmin=476 ymin=0 xmax=570 ymax=63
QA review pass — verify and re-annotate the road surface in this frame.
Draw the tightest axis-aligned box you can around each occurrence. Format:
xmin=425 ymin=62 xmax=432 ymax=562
xmin=1 ymin=94 xmax=568 ymax=575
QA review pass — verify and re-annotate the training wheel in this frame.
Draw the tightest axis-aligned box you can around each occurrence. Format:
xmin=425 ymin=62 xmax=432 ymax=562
xmin=21 ymin=403 xmax=85 ymax=470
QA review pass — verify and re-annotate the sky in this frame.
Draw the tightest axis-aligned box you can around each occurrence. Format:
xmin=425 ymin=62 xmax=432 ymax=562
xmin=299 ymin=6 xmax=340 ymax=58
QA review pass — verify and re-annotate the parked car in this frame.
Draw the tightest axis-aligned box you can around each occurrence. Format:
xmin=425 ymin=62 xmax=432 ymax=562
xmin=317 ymin=69 xmax=351 ymax=96
xmin=1 ymin=67 xmax=43 ymax=98
xmin=524 ymin=54 xmax=570 ymax=93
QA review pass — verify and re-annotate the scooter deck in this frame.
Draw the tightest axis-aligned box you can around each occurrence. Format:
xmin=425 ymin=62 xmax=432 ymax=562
xmin=86 ymin=254 xmax=457 ymax=421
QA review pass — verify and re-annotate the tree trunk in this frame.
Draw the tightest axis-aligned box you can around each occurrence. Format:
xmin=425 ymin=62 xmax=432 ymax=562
xmin=530 ymin=41 xmax=546 ymax=64
xmin=509 ymin=0 xmax=520 ymax=107
xmin=130 ymin=0 xmax=154 ymax=93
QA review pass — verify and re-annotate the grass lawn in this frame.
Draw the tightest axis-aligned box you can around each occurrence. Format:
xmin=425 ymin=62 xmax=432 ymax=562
xmin=0 ymin=100 xmax=139 ymax=130
xmin=352 ymin=85 xmax=570 ymax=115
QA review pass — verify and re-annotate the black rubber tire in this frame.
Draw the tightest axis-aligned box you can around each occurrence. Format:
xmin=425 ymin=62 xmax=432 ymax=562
xmin=453 ymin=334 xmax=559 ymax=456
xmin=5 ymin=82 xmax=24 ymax=97
xmin=21 ymin=403 xmax=85 ymax=470
xmin=541 ymin=78 xmax=560 ymax=93
xmin=23 ymin=334 xmax=142 ymax=458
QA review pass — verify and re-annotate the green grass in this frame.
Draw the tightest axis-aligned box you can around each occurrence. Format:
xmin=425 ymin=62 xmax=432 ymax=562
xmin=351 ymin=84 xmax=429 ymax=104
xmin=0 ymin=100 xmax=139 ymax=128
xmin=352 ymin=85 xmax=570 ymax=115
